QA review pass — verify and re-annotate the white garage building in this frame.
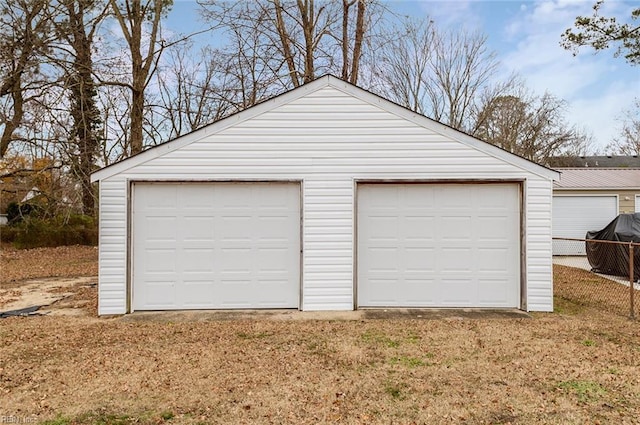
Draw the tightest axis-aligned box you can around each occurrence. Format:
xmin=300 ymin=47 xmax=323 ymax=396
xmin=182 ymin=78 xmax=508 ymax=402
xmin=552 ymin=168 xmax=640 ymax=255
xmin=91 ymin=76 xmax=559 ymax=315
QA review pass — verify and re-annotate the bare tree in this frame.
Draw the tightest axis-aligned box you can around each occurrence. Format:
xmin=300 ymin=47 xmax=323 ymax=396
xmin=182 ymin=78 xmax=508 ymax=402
xmin=372 ymin=19 xmax=435 ymax=115
xmin=108 ymin=0 xmax=171 ymax=155
xmin=153 ymin=46 xmax=237 ymax=140
xmin=606 ymin=98 xmax=640 ymax=154
xmin=372 ymin=19 xmax=509 ymax=132
xmin=427 ymin=28 xmax=501 ymax=130
xmin=199 ymin=0 xmax=373 ymax=89
xmin=96 ymin=82 xmax=131 ymax=164
xmin=0 ymin=0 xmax=53 ymax=158
xmin=48 ymin=0 xmax=108 ymax=215
xmin=473 ymin=90 xmax=592 ymax=163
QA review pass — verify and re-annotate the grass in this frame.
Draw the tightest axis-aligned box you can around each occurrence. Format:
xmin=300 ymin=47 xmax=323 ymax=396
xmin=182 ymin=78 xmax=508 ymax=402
xmin=553 ymin=264 xmax=640 ymax=318
xmin=361 ymin=329 xmax=400 ymax=348
xmin=40 ymin=411 xmax=177 ymax=425
xmin=2 ymin=251 xmax=640 ymax=424
xmin=384 ymin=382 xmax=409 ymax=400
xmin=236 ymin=331 xmax=273 ymax=339
xmin=557 ymin=380 xmax=607 ymax=403
xmin=388 ymin=355 xmax=429 ymax=368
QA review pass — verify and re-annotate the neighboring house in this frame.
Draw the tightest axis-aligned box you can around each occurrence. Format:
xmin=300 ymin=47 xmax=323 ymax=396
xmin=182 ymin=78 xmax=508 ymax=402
xmin=552 ymin=168 xmax=640 ymax=255
xmin=548 ymin=155 xmax=640 ymax=168
xmin=91 ymin=75 xmax=559 ymax=316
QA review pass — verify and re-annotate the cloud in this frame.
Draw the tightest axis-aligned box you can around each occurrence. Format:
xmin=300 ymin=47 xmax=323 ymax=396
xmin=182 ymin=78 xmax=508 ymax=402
xmin=413 ymin=0 xmax=481 ymax=29
xmin=500 ymin=0 xmax=640 ymax=149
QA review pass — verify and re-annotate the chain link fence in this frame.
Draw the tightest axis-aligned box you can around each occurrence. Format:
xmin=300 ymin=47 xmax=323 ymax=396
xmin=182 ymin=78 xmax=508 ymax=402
xmin=553 ymin=238 xmax=640 ymax=319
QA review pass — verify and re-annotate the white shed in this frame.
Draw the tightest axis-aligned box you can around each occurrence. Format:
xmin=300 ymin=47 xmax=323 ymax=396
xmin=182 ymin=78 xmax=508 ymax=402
xmin=91 ymin=75 xmax=559 ymax=315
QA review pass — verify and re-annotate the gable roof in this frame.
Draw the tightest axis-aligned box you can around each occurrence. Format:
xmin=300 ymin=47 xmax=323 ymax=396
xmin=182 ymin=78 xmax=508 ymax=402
xmin=92 ymin=75 xmax=559 ymax=182
xmin=554 ymin=168 xmax=640 ymax=190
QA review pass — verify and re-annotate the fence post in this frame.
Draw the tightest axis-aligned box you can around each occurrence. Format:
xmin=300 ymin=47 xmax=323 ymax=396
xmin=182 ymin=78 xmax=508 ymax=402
xmin=630 ymin=244 xmax=635 ymax=320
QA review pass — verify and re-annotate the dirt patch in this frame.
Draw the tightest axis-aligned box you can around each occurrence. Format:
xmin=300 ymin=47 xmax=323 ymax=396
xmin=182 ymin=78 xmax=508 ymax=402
xmin=0 ymin=277 xmax=97 ymax=316
xmin=0 ymin=245 xmax=98 ymax=317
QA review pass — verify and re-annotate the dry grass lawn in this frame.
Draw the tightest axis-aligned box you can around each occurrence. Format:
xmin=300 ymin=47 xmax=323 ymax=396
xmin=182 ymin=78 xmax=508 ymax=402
xmin=1 ymin=249 xmax=639 ymax=424
xmin=0 ymin=245 xmax=98 ymax=285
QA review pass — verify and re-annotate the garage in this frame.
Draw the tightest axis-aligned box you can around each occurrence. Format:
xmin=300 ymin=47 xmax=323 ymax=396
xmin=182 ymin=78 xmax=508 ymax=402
xmin=132 ymin=182 xmax=300 ymax=310
xmin=357 ymin=183 xmax=521 ymax=308
xmin=91 ymin=75 xmax=558 ymax=315
xmin=552 ymin=195 xmax=617 ymax=255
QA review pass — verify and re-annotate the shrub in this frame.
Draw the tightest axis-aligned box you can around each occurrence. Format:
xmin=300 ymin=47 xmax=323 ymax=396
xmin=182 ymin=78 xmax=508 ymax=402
xmin=0 ymin=214 xmax=98 ymax=248
xmin=6 ymin=201 xmax=42 ymax=224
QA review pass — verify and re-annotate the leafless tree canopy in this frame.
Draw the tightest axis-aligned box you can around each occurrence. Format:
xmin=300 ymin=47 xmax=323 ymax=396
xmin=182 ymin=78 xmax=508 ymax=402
xmin=0 ymin=0 xmax=607 ymax=217
xmin=606 ymin=99 xmax=640 ymax=155
xmin=473 ymin=89 xmax=592 ymax=163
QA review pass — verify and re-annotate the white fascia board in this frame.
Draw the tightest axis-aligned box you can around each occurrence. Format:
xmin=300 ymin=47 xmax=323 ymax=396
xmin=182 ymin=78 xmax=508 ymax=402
xmin=91 ymin=76 xmax=334 ymax=182
xmin=326 ymin=76 xmax=560 ymax=182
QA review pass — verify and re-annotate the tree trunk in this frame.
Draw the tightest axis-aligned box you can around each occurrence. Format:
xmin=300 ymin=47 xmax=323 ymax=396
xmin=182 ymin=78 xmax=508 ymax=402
xmin=130 ymin=86 xmax=144 ymax=154
xmin=0 ymin=87 xmax=22 ymax=158
xmin=273 ymin=0 xmax=300 ymax=87
xmin=349 ymin=0 xmax=365 ymax=84
xmin=341 ymin=0 xmax=350 ymax=80
xmin=109 ymin=0 xmax=167 ymax=155
xmin=64 ymin=0 xmax=102 ymax=215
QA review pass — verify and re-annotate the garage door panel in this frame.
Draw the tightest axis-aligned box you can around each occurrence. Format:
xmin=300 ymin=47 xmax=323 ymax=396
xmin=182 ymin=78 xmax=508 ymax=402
xmin=183 ymin=216 xmax=215 ymax=240
xmin=144 ymin=249 xmax=176 ymax=273
xmin=358 ymin=183 xmax=520 ymax=308
xmin=182 ymin=248 xmax=215 ymax=272
xmin=477 ymin=216 xmax=511 ymax=240
xmin=140 ymin=185 xmax=177 ymax=208
xmin=361 ymin=279 xmax=398 ymax=305
xmin=404 ymin=216 xmax=435 ymax=239
xmin=478 ymin=248 xmax=510 ymax=271
xmin=404 ymin=248 xmax=436 ymax=271
xmin=404 ymin=279 xmax=438 ymax=302
xmin=181 ymin=185 xmax=215 ymax=208
xmin=478 ymin=279 xmax=509 ymax=304
xmin=182 ymin=281 xmax=216 ymax=307
xmin=439 ymin=186 xmax=471 ymax=208
xmin=133 ymin=183 xmax=300 ymax=311
xmin=552 ymin=195 xmax=617 ymax=255
xmin=258 ymin=217 xmax=297 ymax=238
xmin=441 ymin=279 xmax=475 ymax=304
xmin=440 ymin=248 xmax=472 ymax=272
xmin=441 ymin=216 xmax=472 ymax=241
xmin=142 ymin=281 xmax=176 ymax=307
xmin=144 ymin=217 xmax=177 ymax=240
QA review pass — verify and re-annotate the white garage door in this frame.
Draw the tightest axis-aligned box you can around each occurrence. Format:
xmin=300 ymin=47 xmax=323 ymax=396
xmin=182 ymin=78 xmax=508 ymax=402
xmin=132 ymin=182 xmax=300 ymax=311
xmin=357 ymin=183 xmax=521 ymax=308
xmin=552 ymin=195 xmax=617 ymax=255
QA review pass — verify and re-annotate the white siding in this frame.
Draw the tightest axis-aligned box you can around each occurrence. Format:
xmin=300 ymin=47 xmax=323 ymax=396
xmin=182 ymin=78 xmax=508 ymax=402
xmin=97 ymin=178 xmax=128 ymax=315
xmin=96 ymin=81 xmax=555 ymax=314
xmin=526 ymin=178 xmax=554 ymax=312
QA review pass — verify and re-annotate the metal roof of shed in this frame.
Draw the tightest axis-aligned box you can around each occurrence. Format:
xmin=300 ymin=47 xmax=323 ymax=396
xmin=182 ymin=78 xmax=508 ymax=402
xmin=554 ymin=168 xmax=640 ymax=189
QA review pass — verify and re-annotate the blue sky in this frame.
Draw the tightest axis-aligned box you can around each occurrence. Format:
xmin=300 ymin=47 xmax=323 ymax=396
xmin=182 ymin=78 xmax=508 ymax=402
xmin=164 ymin=0 xmax=639 ymax=152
